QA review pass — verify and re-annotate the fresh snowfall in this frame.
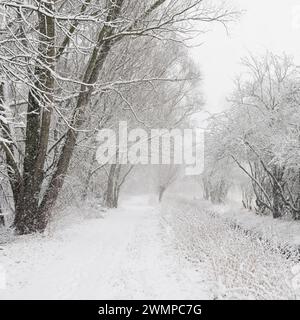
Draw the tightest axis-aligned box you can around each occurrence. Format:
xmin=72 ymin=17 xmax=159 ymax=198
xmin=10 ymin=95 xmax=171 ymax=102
xmin=1 ymin=0 xmax=300 ymax=301
xmin=1 ymin=193 xmax=300 ymax=300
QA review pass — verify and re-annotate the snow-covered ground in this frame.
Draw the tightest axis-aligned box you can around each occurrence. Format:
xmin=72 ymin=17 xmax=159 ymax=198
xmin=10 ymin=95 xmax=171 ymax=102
xmin=161 ymin=196 xmax=299 ymax=299
xmin=0 ymin=195 xmax=299 ymax=300
xmin=209 ymin=201 xmax=300 ymax=249
xmin=0 ymin=196 xmax=210 ymax=300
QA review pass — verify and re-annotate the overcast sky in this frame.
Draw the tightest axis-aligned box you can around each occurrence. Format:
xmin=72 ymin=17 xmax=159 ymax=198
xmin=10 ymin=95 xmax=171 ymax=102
xmin=190 ymin=0 xmax=300 ymax=114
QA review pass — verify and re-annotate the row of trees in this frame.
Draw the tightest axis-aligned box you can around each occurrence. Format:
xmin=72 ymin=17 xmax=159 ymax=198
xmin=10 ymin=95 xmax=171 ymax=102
xmin=0 ymin=0 xmax=235 ymax=234
xmin=63 ymin=37 xmax=201 ymax=209
xmin=204 ymin=53 xmax=300 ymax=220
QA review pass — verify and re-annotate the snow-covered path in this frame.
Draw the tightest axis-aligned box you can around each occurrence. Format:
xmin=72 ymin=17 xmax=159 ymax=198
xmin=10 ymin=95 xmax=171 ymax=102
xmin=0 ymin=197 xmax=209 ymax=300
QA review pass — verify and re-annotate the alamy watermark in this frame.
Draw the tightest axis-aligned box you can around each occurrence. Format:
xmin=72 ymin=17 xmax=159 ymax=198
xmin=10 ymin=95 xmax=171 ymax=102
xmin=96 ymin=121 xmax=204 ymax=175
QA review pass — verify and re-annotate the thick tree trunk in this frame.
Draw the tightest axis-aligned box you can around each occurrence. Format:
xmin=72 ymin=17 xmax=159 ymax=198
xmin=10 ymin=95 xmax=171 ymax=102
xmin=0 ymin=84 xmax=22 ymax=211
xmin=14 ymin=2 xmax=55 ymax=234
xmin=37 ymin=129 xmax=78 ymax=231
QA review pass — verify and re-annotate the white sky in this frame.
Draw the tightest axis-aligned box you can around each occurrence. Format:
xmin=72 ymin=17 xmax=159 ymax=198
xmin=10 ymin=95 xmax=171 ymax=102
xmin=190 ymin=0 xmax=300 ymax=114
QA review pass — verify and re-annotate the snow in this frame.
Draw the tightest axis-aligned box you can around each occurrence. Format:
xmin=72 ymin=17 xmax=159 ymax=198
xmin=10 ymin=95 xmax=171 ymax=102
xmin=208 ymin=200 xmax=300 ymax=249
xmin=0 ymin=195 xmax=299 ymax=300
xmin=0 ymin=196 xmax=210 ymax=300
xmin=161 ymin=196 xmax=298 ymax=299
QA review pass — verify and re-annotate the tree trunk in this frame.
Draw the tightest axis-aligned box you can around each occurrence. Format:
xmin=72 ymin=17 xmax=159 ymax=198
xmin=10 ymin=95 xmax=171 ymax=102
xmin=158 ymin=186 xmax=166 ymax=202
xmin=14 ymin=2 xmax=55 ymax=234
xmin=272 ymin=183 xmax=283 ymax=218
xmin=0 ymin=206 xmax=4 ymax=227
xmin=105 ymin=164 xmax=121 ymax=208
xmin=271 ymin=166 xmax=284 ymax=219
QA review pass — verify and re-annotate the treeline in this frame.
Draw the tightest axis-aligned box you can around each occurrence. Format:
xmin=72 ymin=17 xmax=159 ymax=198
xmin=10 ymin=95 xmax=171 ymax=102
xmin=204 ymin=53 xmax=300 ymax=220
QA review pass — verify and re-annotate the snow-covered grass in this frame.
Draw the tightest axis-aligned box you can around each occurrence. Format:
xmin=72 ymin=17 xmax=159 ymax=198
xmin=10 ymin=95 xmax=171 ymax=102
xmin=210 ymin=200 xmax=300 ymax=250
xmin=161 ymin=197 xmax=299 ymax=299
